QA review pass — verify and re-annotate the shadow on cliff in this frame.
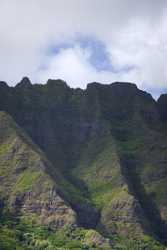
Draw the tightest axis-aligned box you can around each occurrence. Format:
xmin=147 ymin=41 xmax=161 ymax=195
xmin=57 ymin=173 xmax=101 ymax=229
xmin=120 ymin=153 xmax=167 ymax=244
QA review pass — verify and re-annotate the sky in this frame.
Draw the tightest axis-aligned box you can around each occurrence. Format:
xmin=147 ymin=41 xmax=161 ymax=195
xmin=0 ymin=0 xmax=167 ymax=99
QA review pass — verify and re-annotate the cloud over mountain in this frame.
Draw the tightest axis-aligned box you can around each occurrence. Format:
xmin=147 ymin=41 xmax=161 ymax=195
xmin=0 ymin=0 xmax=167 ymax=97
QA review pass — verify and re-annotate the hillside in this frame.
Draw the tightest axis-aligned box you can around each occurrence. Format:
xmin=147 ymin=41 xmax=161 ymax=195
xmin=0 ymin=111 xmax=77 ymax=228
xmin=0 ymin=78 xmax=167 ymax=249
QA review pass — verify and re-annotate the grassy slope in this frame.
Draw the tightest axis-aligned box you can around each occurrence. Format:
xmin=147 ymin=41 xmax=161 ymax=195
xmin=0 ymin=111 xmax=114 ymax=249
xmin=0 ymin=111 xmax=78 ymax=228
xmin=71 ymin=108 xmax=167 ymax=242
xmin=72 ymin=133 xmax=147 ymax=237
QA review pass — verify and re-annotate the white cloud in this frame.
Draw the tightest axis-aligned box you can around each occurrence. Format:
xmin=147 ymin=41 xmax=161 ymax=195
xmin=0 ymin=0 xmax=167 ymax=97
xmin=37 ymin=45 xmax=141 ymax=88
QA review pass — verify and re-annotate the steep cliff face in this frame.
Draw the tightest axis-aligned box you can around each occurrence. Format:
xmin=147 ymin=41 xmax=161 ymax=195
xmin=0 ymin=111 xmax=76 ymax=229
xmin=0 ymin=78 xmax=167 ymax=245
xmin=0 ymin=79 xmax=159 ymax=172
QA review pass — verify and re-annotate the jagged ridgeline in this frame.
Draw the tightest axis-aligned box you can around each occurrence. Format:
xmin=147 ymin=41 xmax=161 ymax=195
xmin=0 ymin=77 xmax=167 ymax=249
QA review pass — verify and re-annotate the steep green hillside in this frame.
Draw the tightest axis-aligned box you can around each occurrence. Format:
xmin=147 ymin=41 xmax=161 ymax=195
xmin=0 ymin=111 xmax=114 ymax=249
xmin=0 ymin=111 xmax=77 ymax=229
xmin=0 ymin=78 xmax=167 ymax=249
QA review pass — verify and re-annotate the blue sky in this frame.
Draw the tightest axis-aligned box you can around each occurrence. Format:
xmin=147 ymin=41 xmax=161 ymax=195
xmin=45 ymin=36 xmax=115 ymax=72
xmin=0 ymin=0 xmax=167 ymax=99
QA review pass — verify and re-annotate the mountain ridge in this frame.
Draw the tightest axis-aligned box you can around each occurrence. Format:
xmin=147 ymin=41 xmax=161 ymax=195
xmin=0 ymin=78 xmax=167 ymax=249
xmin=0 ymin=77 xmax=155 ymax=98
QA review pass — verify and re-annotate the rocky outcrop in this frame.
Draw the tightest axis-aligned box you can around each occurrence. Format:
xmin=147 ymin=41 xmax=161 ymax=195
xmin=84 ymin=229 xmax=111 ymax=248
xmin=100 ymin=188 xmax=149 ymax=237
xmin=0 ymin=111 xmax=76 ymax=229
xmin=11 ymin=187 xmax=76 ymax=229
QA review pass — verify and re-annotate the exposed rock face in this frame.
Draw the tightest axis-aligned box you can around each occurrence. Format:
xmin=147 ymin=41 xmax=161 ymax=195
xmin=17 ymin=187 xmax=76 ymax=229
xmin=100 ymin=188 xmax=148 ymax=236
xmin=84 ymin=229 xmax=111 ymax=248
xmin=0 ymin=112 xmax=76 ymax=229
xmin=0 ymin=79 xmax=167 ymax=243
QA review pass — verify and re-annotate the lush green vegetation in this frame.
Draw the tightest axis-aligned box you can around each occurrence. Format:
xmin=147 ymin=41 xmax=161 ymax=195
xmin=1 ymin=82 xmax=167 ymax=249
xmin=0 ymin=206 xmax=165 ymax=250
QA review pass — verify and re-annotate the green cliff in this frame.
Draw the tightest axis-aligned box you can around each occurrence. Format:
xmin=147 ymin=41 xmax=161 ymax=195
xmin=0 ymin=78 xmax=167 ymax=249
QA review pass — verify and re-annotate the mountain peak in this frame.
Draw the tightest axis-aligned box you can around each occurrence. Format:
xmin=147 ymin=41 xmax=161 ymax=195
xmin=46 ymin=79 xmax=68 ymax=88
xmin=16 ymin=77 xmax=32 ymax=88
